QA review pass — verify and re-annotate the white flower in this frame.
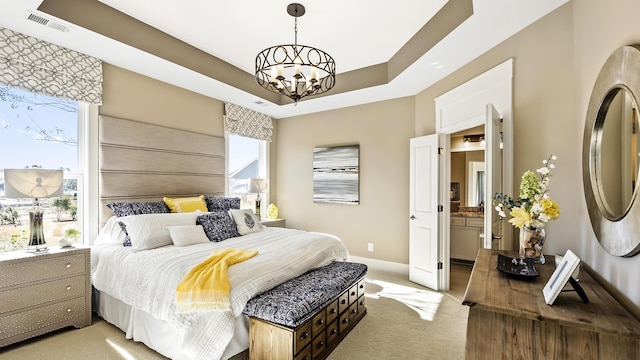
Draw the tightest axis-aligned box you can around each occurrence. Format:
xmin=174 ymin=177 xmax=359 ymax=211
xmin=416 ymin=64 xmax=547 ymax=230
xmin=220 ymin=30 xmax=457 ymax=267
xmin=551 ymin=155 xmax=557 ymax=160
xmin=537 ymin=167 xmax=550 ymax=175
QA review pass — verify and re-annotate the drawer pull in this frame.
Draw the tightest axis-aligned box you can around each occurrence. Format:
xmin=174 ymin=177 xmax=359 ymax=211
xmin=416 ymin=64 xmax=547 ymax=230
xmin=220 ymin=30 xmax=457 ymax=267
xmin=330 ymin=329 xmax=337 ymax=335
xmin=66 ymin=308 xmax=72 ymax=313
xmin=342 ymin=318 xmax=348 ymax=324
xmin=316 ymin=319 xmax=324 ymax=326
xmin=316 ymin=341 xmax=324 ymax=349
xmin=359 ymin=300 xmax=364 ymax=306
xmin=359 ymin=284 xmax=364 ymax=289
xmin=301 ymin=357 xmax=308 ymax=360
xmin=351 ymin=308 xmax=357 ymax=314
xmin=300 ymin=331 xmax=309 ymax=340
xmin=351 ymin=291 xmax=356 ymax=296
xmin=341 ymin=299 xmax=346 ymax=304
xmin=329 ymin=308 xmax=336 ymax=314
xmin=66 ymin=286 xmax=72 ymax=290
xmin=66 ymin=263 xmax=72 ymax=268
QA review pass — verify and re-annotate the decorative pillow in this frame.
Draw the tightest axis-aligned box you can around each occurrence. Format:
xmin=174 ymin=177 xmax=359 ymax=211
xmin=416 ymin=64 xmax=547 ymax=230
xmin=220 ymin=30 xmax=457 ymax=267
xmin=163 ymin=195 xmax=208 ymax=213
xmin=229 ymin=209 xmax=263 ymax=236
xmin=117 ymin=212 xmax=201 ymax=251
xmin=118 ymin=221 xmax=132 ymax=247
xmin=196 ymin=211 xmax=240 ymax=242
xmin=168 ymin=225 xmax=210 ymax=247
xmin=204 ymin=196 xmax=241 ymax=212
xmin=106 ymin=201 xmax=170 ymax=217
xmin=96 ymin=216 xmax=128 ymax=245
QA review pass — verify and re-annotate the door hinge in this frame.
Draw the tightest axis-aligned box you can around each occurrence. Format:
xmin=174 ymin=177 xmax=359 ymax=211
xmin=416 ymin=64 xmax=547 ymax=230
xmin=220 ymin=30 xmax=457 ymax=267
xmin=437 ymin=261 xmax=443 ymax=270
xmin=437 ymin=205 xmax=443 ymax=212
xmin=438 ymin=147 xmax=443 ymax=155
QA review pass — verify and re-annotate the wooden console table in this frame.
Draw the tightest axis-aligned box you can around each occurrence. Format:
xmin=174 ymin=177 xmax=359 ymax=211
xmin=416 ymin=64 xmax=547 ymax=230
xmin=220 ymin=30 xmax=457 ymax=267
xmin=462 ymin=249 xmax=640 ymax=359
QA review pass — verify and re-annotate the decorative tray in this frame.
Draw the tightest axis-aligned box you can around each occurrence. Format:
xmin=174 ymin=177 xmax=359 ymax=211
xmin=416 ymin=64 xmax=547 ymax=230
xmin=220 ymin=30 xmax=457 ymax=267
xmin=496 ymin=253 xmax=539 ymax=278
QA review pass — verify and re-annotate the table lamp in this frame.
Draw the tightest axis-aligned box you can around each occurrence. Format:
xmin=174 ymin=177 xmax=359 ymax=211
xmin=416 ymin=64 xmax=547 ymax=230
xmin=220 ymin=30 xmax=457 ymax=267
xmin=248 ymin=178 xmax=269 ymax=219
xmin=3 ymin=168 xmax=64 ymax=251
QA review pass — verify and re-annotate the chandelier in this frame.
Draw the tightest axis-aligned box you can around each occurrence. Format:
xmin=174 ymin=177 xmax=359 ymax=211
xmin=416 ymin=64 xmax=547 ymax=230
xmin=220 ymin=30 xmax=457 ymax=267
xmin=255 ymin=3 xmax=336 ymax=105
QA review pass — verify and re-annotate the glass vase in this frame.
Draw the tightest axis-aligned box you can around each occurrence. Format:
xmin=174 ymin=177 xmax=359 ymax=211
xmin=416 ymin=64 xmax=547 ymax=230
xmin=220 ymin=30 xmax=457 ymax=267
xmin=519 ymin=226 xmax=546 ymax=264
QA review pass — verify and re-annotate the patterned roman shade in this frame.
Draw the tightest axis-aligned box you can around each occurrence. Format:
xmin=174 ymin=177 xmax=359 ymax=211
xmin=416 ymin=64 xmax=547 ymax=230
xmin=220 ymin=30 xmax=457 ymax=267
xmin=0 ymin=27 xmax=102 ymax=104
xmin=224 ymin=102 xmax=273 ymax=141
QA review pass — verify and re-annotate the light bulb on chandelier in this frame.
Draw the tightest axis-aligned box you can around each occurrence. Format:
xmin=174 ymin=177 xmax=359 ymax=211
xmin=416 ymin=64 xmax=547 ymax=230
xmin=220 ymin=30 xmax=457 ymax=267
xmin=255 ymin=3 xmax=336 ymax=105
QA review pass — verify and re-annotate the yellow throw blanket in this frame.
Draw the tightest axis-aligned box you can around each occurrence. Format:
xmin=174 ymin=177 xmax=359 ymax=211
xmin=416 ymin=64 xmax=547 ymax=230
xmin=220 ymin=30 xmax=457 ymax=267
xmin=175 ymin=248 xmax=258 ymax=313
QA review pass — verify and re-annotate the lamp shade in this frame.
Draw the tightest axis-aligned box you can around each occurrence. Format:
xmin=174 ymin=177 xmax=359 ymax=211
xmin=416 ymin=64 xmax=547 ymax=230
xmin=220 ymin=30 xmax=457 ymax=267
xmin=3 ymin=169 xmax=64 ymax=199
xmin=248 ymin=178 xmax=270 ymax=194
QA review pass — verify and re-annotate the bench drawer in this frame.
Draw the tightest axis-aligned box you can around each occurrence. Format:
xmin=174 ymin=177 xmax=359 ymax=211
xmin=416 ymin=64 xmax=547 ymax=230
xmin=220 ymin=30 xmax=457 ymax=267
xmin=295 ymin=344 xmax=311 ymax=360
xmin=338 ymin=292 xmax=349 ymax=314
xmin=348 ymin=284 xmax=358 ymax=305
xmin=311 ymin=310 xmax=326 ymax=337
xmin=294 ymin=321 xmax=312 ymax=354
xmin=357 ymin=296 xmax=366 ymax=315
xmin=357 ymin=279 xmax=366 ymax=298
xmin=326 ymin=319 xmax=339 ymax=348
xmin=312 ymin=331 xmax=326 ymax=358
xmin=326 ymin=299 xmax=339 ymax=324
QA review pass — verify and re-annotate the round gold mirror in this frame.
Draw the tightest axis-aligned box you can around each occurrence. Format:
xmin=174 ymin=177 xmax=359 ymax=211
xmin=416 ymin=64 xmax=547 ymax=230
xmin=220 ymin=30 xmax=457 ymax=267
xmin=583 ymin=45 xmax=640 ymax=257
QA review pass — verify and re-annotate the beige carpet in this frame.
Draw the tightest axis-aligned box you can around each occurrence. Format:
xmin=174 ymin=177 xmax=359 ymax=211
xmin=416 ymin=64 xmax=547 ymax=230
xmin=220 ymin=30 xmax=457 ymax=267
xmin=0 ymin=264 xmax=471 ymax=360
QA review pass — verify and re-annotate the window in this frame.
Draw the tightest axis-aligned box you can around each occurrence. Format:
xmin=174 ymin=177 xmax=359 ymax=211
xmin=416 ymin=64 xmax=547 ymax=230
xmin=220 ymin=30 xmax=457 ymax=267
xmin=228 ymin=133 xmax=268 ymax=210
xmin=0 ymin=86 xmax=86 ymax=252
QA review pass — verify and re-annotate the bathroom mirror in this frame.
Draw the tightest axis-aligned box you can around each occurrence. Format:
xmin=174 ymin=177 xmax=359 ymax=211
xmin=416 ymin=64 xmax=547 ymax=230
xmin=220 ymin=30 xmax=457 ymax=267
xmin=583 ymin=45 xmax=640 ymax=257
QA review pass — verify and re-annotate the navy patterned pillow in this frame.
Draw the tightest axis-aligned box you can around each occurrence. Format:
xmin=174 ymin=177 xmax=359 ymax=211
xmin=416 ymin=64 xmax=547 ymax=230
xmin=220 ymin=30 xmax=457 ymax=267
xmin=196 ymin=211 xmax=240 ymax=242
xmin=107 ymin=203 xmax=136 ymax=217
xmin=131 ymin=201 xmax=170 ymax=214
xmin=118 ymin=221 xmax=132 ymax=247
xmin=107 ymin=201 xmax=170 ymax=217
xmin=204 ymin=196 xmax=241 ymax=212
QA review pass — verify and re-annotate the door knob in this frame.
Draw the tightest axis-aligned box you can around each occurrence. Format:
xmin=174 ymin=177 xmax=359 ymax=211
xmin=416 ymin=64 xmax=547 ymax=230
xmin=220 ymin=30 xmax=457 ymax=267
xmin=410 ymin=215 xmax=416 ymax=220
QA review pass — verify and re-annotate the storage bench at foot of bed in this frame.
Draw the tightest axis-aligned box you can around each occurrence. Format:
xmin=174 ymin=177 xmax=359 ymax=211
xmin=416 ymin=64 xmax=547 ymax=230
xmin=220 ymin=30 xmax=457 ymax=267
xmin=243 ymin=261 xmax=367 ymax=360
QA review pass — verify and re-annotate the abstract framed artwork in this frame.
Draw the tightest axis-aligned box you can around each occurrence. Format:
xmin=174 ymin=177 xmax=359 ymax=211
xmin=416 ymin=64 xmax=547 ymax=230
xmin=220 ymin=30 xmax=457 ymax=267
xmin=313 ymin=144 xmax=359 ymax=205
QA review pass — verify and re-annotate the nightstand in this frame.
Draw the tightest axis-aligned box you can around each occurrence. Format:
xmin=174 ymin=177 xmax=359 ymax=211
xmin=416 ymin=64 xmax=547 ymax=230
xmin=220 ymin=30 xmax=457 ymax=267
xmin=261 ymin=218 xmax=286 ymax=228
xmin=0 ymin=246 xmax=91 ymax=347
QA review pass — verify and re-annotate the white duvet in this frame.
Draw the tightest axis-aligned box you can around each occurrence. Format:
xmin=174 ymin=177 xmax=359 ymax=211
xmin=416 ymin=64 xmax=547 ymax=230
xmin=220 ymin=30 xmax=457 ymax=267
xmin=91 ymin=227 xmax=349 ymax=360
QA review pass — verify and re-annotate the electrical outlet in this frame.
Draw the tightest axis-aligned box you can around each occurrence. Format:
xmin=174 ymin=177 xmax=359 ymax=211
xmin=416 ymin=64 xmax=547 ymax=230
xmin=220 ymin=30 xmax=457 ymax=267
xmin=367 ymin=243 xmax=374 ymax=252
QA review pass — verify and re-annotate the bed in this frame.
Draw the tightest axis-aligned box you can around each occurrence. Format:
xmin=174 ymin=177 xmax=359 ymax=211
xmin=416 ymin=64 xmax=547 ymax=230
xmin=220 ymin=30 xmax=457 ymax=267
xmin=92 ymin=212 xmax=349 ymax=360
xmin=92 ymin=115 xmax=349 ymax=359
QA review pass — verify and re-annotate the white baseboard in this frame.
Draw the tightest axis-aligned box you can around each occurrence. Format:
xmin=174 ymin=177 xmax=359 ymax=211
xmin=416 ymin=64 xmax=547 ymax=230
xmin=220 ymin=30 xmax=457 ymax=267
xmin=348 ymin=256 xmax=409 ymax=275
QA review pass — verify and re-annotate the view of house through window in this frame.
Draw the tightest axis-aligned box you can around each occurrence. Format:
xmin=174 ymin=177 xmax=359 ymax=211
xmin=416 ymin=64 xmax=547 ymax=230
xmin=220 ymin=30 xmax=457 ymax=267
xmin=228 ymin=133 xmax=268 ymax=212
xmin=0 ymin=85 xmax=82 ymax=252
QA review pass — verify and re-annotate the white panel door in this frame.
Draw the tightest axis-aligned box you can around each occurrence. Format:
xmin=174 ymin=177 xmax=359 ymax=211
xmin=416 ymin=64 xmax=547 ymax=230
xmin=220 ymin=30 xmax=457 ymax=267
xmin=485 ymin=104 xmax=502 ymax=249
xmin=409 ymin=134 xmax=440 ymax=290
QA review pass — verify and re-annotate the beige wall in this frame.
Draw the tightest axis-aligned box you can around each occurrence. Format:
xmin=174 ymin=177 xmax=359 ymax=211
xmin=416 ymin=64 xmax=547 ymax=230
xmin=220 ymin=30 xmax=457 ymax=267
xmin=100 ymin=64 xmax=224 ymax=136
xmin=276 ymin=97 xmax=415 ymax=263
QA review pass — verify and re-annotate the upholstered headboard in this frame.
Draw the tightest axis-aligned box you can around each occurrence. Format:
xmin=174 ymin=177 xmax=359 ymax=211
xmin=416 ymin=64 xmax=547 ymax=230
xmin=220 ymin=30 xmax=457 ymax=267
xmin=99 ymin=115 xmax=225 ymax=225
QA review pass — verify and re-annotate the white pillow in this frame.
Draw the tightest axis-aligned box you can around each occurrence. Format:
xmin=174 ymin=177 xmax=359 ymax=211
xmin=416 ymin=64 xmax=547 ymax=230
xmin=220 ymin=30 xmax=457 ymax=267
xmin=118 ymin=212 xmax=201 ymax=251
xmin=229 ymin=209 xmax=263 ymax=235
xmin=168 ymin=225 xmax=210 ymax=247
xmin=97 ymin=216 xmax=127 ymax=244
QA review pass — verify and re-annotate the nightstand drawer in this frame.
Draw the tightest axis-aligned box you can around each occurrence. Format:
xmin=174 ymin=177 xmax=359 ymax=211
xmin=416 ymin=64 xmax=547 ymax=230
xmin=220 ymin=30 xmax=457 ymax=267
xmin=0 ymin=253 xmax=86 ymax=289
xmin=0 ymin=296 xmax=86 ymax=342
xmin=0 ymin=274 xmax=86 ymax=313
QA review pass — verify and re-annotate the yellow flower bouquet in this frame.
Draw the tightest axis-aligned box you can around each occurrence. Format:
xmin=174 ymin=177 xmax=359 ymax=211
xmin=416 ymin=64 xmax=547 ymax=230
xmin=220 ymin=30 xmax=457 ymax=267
xmin=493 ymin=155 xmax=560 ymax=229
xmin=493 ymin=155 xmax=560 ymax=263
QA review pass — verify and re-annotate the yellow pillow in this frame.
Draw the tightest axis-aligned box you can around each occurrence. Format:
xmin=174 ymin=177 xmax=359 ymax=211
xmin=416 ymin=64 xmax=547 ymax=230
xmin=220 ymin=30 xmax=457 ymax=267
xmin=163 ymin=195 xmax=207 ymax=213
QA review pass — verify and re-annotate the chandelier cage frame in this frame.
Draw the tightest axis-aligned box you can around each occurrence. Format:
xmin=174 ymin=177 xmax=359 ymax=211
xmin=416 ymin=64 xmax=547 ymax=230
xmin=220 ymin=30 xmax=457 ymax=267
xmin=255 ymin=3 xmax=336 ymax=104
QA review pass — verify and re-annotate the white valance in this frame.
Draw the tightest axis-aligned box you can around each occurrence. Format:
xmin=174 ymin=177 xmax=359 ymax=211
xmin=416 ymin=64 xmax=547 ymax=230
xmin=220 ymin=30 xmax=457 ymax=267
xmin=224 ymin=102 xmax=273 ymax=142
xmin=0 ymin=27 xmax=102 ymax=104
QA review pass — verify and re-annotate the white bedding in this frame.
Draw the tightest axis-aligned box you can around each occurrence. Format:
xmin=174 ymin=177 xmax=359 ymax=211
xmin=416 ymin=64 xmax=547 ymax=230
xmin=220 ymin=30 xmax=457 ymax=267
xmin=91 ymin=226 xmax=349 ymax=360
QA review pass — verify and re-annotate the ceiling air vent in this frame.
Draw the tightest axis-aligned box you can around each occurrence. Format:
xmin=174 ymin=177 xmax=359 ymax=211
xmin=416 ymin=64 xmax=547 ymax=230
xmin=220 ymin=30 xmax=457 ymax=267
xmin=24 ymin=11 xmax=70 ymax=33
